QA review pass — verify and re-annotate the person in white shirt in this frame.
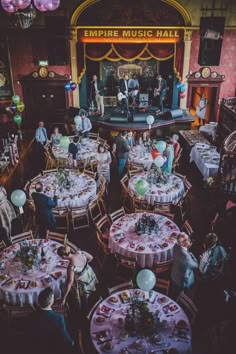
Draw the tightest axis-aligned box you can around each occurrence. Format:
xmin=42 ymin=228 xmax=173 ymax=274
xmin=75 ymin=109 xmax=92 ymax=138
xmin=91 ymin=74 xmax=105 ymax=117
xmin=35 ymin=121 xmax=48 ymax=145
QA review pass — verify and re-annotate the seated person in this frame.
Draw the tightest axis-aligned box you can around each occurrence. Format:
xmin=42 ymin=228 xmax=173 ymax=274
xmin=68 ymin=136 xmax=79 ymax=167
xmin=75 ymin=109 xmax=92 ymax=138
xmin=127 ymin=131 xmax=136 ymax=148
xmin=50 ymin=127 xmax=62 ymax=146
xmin=29 ymin=287 xmax=74 ymax=354
xmin=171 ymin=134 xmax=180 ymax=158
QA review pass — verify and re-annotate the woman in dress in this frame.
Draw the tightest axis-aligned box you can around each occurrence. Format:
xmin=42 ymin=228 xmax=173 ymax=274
xmin=171 ymin=134 xmax=180 ymax=158
xmin=0 ymin=184 xmax=16 ymax=242
xmin=57 ymin=246 xmax=97 ymax=307
xmin=50 ymin=127 xmax=62 ymax=146
xmin=196 ymin=93 xmax=207 ymax=126
xmin=162 ymin=138 xmax=175 ymax=173
xmin=96 ymin=144 xmax=112 ymax=183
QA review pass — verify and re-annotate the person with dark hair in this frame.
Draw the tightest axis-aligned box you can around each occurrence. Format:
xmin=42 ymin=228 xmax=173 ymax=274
xmin=75 ymin=109 xmax=92 ymax=138
xmin=127 ymin=131 xmax=136 ymax=148
xmin=68 ymin=136 xmax=79 ymax=167
xmin=195 ymin=93 xmax=207 ymax=126
xmin=50 ymin=127 xmax=62 ymax=146
xmin=90 ymin=74 xmax=105 ymax=117
xmin=119 ymin=74 xmax=130 ymax=114
xmin=31 ymin=182 xmax=57 ymax=238
xmin=114 ymin=130 xmax=130 ymax=178
xmin=162 ymin=137 xmax=174 ymax=173
xmin=152 ymin=73 xmax=167 ymax=113
xmin=96 ymin=143 xmax=112 ymax=183
xmin=57 ymin=246 xmax=97 ymax=308
xmin=0 ymin=183 xmax=16 ymax=242
xmin=30 ymin=287 xmax=74 ymax=354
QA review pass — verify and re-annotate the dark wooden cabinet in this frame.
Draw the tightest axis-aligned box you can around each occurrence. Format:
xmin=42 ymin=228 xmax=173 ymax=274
xmin=20 ymin=71 xmax=69 ymax=128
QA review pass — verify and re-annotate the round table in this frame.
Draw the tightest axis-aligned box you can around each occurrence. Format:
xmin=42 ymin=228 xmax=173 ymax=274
xmin=129 ymin=145 xmax=153 ymax=170
xmin=52 ymin=137 xmax=99 ymax=163
xmin=28 ymin=171 xmax=97 ymax=208
xmin=109 ymin=213 xmax=180 ymax=267
xmin=90 ymin=289 xmax=191 ymax=354
xmin=0 ymin=239 xmax=68 ymax=305
xmin=129 ymin=171 xmax=185 ymax=205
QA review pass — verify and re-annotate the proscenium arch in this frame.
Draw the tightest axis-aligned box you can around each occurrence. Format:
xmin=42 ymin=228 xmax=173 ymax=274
xmin=70 ymin=0 xmax=192 ymax=27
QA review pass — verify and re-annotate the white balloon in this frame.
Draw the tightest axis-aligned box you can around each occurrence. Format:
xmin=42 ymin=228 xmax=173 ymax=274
xmin=154 ymin=155 xmax=165 ymax=167
xmin=136 ymin=269 xmax=156 ymax=291
xmin=146 ymin=115 xmax=154 ymax=125
xmin=74 ymin=115 xmax=81 ymax=125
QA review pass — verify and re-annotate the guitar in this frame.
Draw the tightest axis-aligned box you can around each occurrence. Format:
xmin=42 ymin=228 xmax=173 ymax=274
xmin=154 ymin=88 xmax=160 ymax=97
xmin=117 ymin=92 xmax=128 ymax=101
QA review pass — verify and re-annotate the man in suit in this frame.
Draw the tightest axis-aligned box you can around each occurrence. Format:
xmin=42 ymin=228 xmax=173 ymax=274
xmin=30 ymin=287 xmax=74 ymax=354
xmin=119 ymin=74 xmax=130 ymax=114
xmin=114 ymin=131 xmax=130 ymax=177
xmin=32 ymin=182 xmax=57 ymax=238
xmin=171 ymin=233 xmax=198 ymax=299
xmin=91 ymin=74 xmax=105 ymax=117
xmin=152 ymin=73 xmax=167 ymax=113
xmin=68 ymin=136 xmax=79 ymax=168
xmin=127 ymin=131 xmax=136 ymax=148
xmin=35 ymin=121 xmax=48 ymax=145
xmin=75 ymin=109 xmax=92 ymax=138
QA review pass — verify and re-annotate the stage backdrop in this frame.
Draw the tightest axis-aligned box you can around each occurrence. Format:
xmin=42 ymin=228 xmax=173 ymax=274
xmin=0 ymin=37 xmax=13 ymax=101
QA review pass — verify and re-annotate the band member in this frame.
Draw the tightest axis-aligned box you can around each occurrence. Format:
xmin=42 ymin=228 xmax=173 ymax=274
xmin=90 ymin=74 xmax=105 ymax=117
xmin=152 ymin=73 xmax=167 ymax=113
xmin=128 ymin=74 xmax=139 ymax=106
xmin=119 ymin=74 xmax=129 ymax=114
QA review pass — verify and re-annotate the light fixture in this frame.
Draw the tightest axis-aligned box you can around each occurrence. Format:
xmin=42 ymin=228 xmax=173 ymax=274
xmin=1 ymin=0 xmax=61 ymax=29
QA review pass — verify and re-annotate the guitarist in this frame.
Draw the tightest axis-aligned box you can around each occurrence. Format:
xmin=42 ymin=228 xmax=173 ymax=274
xmin=152 ymin=73 xmax=167 ymax=114
xmin=119 ymin=74 xmax=130 ymax=115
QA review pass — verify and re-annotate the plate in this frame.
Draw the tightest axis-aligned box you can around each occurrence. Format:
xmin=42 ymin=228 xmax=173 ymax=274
xmin=151 ymin=334 xmax=163 ymax=344
xmin=94 ymin=316 xmax=105 ymax=325
xmin=176 ymin=319 xmax=188 ymax=329
xmin=135 ymin=339 xmax=146 ymax=351
xmin=108 ymin=296 xmax=119 ymax=304
xmin=30 ymin=281 xmax=38 ymax=289
xmin=158 ymin=296 xmax=169 ymax=304
xmin=102 ymin=341 xmax=114 ymax=352
xmin=119 ymin=329 xmax=129 ymax=340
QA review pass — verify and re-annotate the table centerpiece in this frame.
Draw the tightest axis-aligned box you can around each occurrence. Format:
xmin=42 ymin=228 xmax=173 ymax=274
xmin=135 ymin=213 xmax=159 ymax=235
xmin=147 ymin=167 xmax=168 ymax=185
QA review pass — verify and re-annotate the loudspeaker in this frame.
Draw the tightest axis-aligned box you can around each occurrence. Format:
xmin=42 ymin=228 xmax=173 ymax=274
xmin=133 ymin=113 xmax=148 ymax=123
xmin=198 ymin=17 xmax=225 ymax=66
xmin=162 ymin=109 xmax=183 ymax=120
xmin=110 ymin=112 xmax=128 ymax=122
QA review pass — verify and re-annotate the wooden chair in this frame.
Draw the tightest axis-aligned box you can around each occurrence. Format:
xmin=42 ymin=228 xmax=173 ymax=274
xmin=128 ymin=168 xmax=143 ymax=178
xmin=129 ymin=161 xmax=144 ymax=171
xmin=96 ymin=231 xmax=110 ymax=266
xmin=181 ymin=220 xmax=194 ymax=236
xmin=134 ymin=208 xmax=154 ymax=214
xmin=155 ymin=278 xmax=170 ymax=295
xmin=132 ymin=196 xmax=150 ymax=211
xmin=3 ymin=304 xmax=36 ymax=334
xmin=97 ymin=137 xmax=106 ymax=145
xmin=173 ymin=171 xmax=186 ymax=181
xmin=184 ymin=178 xmax=192 ymax=192
xmin=0 ymin=240 xmax=6 ymax=251
xmin=46 ymin=231 xmax=67 ymax=245
xmin=71 ymin=206 xmax=90 ymax=231
xmin=152 ymin=259 xmax=173 ymax=275
xmin=172 ymin=147 xmax=183 ymax=171
xmin=108 ymin=280 xmax=134 ymax=295
xmin=95 ymin=215 xmax=111 ymax=243
xmin=97 ymin=175 xmax=107 ymax=214
xmin=30 ymin=174 xmax=43 ymax=183
xmin=42 ymin=168 xmax=58 ymax=175
xmin=88 ymin=132 xmax=99 ymax=140
xmin=44 ymin=151 xmax=58 ymax=170
xmin=86 ymin=297 xmax=103 ymax=321
xmin=24 ymin=180 xmax=31 ymax=193
xmin=153 ymin=210 xmax=175 ymax=221
xmin=52 ymin=299 xmax=70 ymax=320
xmin=153 ymin=201 xmax=173 ymax=214
xmin=122 ymin=187 xmax=134 ymax=213
xmin=53 ymin=207 xmax=70 ymax=232
xmin=66 ymin=240 xmax=78 ymax=254
xmin=87 ymin=159 xmax=98 ymax=173
xmin=177 ymin=291 xmax=198 ymax=326
xmin=109 ymin=207 xmax=126 ymax=223
xmin=89 ymin=198 xmax=103 ymax=224
xmin=115 ymin=254 xmax=137 ymax=281
xmin=83 ymin=169 xmax=96 ymax=179
xmin=11 ymin=231 xmax=33 ymax=244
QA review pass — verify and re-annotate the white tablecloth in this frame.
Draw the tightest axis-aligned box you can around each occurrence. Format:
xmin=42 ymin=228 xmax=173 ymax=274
xmin=199 ymin=123 xmax=217 ymax=140
xmin=129 ymin=145 xmax=154 ymax=170
xmin=190 ymin=143 xmax=220 ymax=179
xmin=90 ymin=289 xmax=191 ymax=354
xmin=109 ymin=213 xmax=180 ymax=267
xmin=52 ymin=137 xmax=99 ymax=163
xmin=128 ymin=172 xmax=185 ymax=205
xmin=0 ymin=239 xmax=68 ymax=305
xmin=29 ymin=171 xmax=97 ymax=208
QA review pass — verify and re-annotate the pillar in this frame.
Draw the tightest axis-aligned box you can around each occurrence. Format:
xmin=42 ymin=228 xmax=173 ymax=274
xmin=70 ymin=28 xmax=79 ymax=107
xmin=180 ymin=30 xmax=193 ymax=109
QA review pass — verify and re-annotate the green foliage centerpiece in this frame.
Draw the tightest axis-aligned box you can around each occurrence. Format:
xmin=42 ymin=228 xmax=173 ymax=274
xmin=147 ymin=167 xmax=168 ymax=185
xmin=55 ymin=167 xmax=71 ymax=190
xmin=135 ymin=213 xmax=159 ymax=235
xmin=15 ymin=242 xmax=41 ymax=273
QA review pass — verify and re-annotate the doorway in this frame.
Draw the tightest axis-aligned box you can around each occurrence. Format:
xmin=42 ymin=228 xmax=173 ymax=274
xmin=190 ymin=86 xmax=217 ymax=126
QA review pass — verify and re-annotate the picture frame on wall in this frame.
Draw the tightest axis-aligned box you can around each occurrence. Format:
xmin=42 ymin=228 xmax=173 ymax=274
xmin=0 ymin=36 xmax=13 ymax=100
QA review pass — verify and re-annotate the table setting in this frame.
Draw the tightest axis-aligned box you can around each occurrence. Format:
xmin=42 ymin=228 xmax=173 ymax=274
xmin=109 ymin=213 xmax=180 ymax=267
xmin=28 ymin=169 xmax=97 ymax=208
xmin=190 ymin=142 xmax=220 ymax=179
xmin=129 ymin=145 xmax=154 ymax=170
xmin=0 ymin=239 xmax=68 ymax=305
xmin=90 ymin=289 xmax=191 ymax=354
xmin=128 ymin=171 xmax=185 ymax=205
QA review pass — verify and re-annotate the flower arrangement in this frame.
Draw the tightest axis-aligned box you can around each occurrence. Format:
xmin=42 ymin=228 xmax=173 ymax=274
xmin=147 ymin=167 xmax=168 ymax=185
xmin=55 ymin=167 xmax=71 ymax=189
xmin=135 ymin=213 xmax=158 ymax=235
xmin=15 ymin=243 xmax=41 ymax=271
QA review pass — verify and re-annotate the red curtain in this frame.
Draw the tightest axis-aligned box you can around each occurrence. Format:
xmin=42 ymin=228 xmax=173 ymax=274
xmin=175 ymin=42 xmax=184 ymax=79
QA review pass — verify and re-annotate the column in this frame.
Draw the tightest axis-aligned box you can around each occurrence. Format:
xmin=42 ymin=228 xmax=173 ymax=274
xmin=70 ymin=28 xmax=79 ymax=107
xmin=180 ymin=30 xmax=193 ymax=109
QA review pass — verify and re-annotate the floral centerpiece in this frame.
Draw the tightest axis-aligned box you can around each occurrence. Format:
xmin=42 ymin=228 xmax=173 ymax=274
xmin=135 ymin=213 xmax=158 ymax=235
xmin=55 ymin=167 xmax=71 ymax=190
xmin=147 ymin=167 xmax=168 ymax=185
xmin=15 ymin=242 xmax=41 ymax=272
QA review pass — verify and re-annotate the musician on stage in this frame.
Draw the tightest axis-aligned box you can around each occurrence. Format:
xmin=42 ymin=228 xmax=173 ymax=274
xmin=128 ymin=73 xmax=139 ymax=106
xmin=119 ymin=74 xmax=129 ymax=114
xmin=152 ymin=73 xmax=167 ymax=113
xmin=90 ymin=74 xmax=105 ymax=117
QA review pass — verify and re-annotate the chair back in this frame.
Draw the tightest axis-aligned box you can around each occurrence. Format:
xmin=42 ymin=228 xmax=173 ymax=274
xmin=109 ymin=207 xmax=126 ymax=223
xmin=108 ymin=280 xmax=134 ymax=295
xmin=128 ymin=168 xmax=143 ymax=178
xmin=153 ymin=201 xmax=173 ymax=214
xmin=53 ymin=207 xmax=70 ymax=232
xmin=95 ymin=215 xmax=111 ymax=242
xmin=3 ymin=304 xmax=36 ymax=334
xmin=0 ymin=240 xmax=6 ymax=251
xmin=153 ymin=210 xmax=175 ymax=221
xmin=83 ymin=169 xmax=96 ymax=179
xmin=89 ymin=132 xmax=99 ymax=140
xmin=65 ymin=240 xmax=78 ymax=254
xmin=89 ymin=198 xmax=103 ymax=224
xmin=155 ymin=278 xmax=170 ymax=295
xmin=181 ymin=220 xmax=194 ymax=236
xmin=152 ymin=259 xmax=173 ymax=274
xmin=42 ymin=168 xmax=58 ymax=175
xmin=71 ymin=206 xmax=90 ymax=230
xmin=86 ymin=297 xmax=103 ymax=321
xmin=177 ymin=291 xmax=198 ymax=325
xmin=46 ymin=231 xmax=67 ymax=245
xmin=11 ymin=231 xmax=33 ymax=244
xmin=120 ymin=174 xmax=129 ymax=187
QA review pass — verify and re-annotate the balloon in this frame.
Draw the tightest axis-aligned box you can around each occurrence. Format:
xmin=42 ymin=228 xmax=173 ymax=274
xmin=33 ymin=0 xmax=47 ymax=11
xmin=1 ymin=0 xmax=16 ymax=13
xmin=70 ymin=82 xmax=77 ymax=91
xmin=180 ymin=84 xmax=186 ymax=93
xmin=136 ymin=269 xmax=156 ymax=291
xmin=60 ymin=136 xmax=70 ymax=149
xmin=151 ymin=148 xmax=160 ymax=160
xmin=12 ymin=0 xmax=31 ymax=9
xmin=146 ymin=115 xmax=154 ymax=125
xmin=135 ymin=179 xmax=149 ymax=196
xmin=64 ymin=82 xmax=71 ymax=91
xmin=16 ymin=102 xmax=25 ymax=112
xmin=14 ymin=114 xmax=22 ymax=126
xmin=74 ymin=115 xmax=80 ymax=125
xmin=154 ymin=155 xmax=165 ymax=168
xmin=11 ymin=189 xmax=26 ymax=207
xmin=156 ymin=140 xmax=166 ymax=153
xmin=12 ymin=95 xmax=20 ymax=104
xmin=44 ymin=0 xmax=60 ymax=11
xmin=9 ymin=103 xmax=17 ymax=114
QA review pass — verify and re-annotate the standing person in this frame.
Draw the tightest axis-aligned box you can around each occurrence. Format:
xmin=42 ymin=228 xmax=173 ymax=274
xmin=31 ymin=182 xmax=57 ymax=238
xmin=91 ymin=74 xmax=105 ymax=117
xmin=57 ymin=246 xmax=98 ymax=308
xmin=119 ymin=74 xmax=129 ymax=114
xmin=171 ymin=134 xmax=181 ymax=158
xmin=128 ymin=74 xmax=139 ymax=105
xmin=50 ymin=127 xmax=62 ymax=146
xmin=75 ymin=109 xmax=92 ymax=138
xmin=114 ymin=130 xmax=130 ymax=178
xmin=163 ymin=137 xmax=175 ymax=173
xmin=195 ymin=93 xmax=207 ymax=126
xmin=127 ymin=131 xmax=136 ymax=148
xmin=68 ymin=136 xmax=79 ymax=168
xmin=171 ymin=233 xmax=199 ymax=299
xmin=96 ymin=144 xmax=112 ymax=183
xmin=0 ymin=183 xmax=16 ymax=242
xmin=35 ymin=121 xmax=48 ymax=145
xmin=30 ymin=288 xmax=75 ymax=354
xmin=152 ymin=73 xmax=167 ymax=113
